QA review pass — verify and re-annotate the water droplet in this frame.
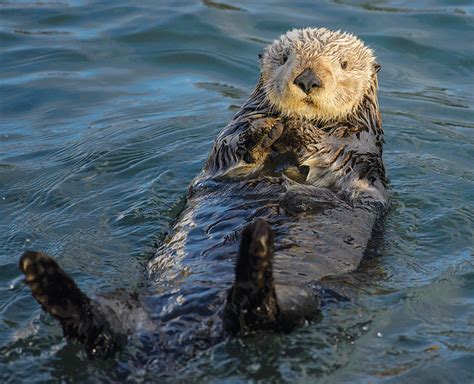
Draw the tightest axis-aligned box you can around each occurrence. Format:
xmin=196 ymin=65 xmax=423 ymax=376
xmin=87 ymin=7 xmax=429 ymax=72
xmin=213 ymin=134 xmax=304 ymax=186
xmin=248 ymin=363 xmax=261 ymax=373
xmin=377 ymin=332 xmax=383 ymax=337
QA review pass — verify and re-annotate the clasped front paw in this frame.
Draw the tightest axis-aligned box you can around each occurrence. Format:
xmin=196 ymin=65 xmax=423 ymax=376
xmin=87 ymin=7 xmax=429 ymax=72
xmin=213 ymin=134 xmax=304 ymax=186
xmin=243 ymin=118 xmax=284 ymax=164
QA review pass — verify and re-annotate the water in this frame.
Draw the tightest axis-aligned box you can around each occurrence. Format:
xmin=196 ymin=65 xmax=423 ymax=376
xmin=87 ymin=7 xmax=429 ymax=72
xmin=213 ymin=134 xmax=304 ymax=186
xmin=1 ymin=0 xmax=473 ymax=382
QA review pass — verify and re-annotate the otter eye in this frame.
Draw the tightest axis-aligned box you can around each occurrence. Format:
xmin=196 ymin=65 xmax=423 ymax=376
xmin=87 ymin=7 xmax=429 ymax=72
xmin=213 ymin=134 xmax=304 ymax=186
xmin=340 ymin=60 xmax=348 ymax=70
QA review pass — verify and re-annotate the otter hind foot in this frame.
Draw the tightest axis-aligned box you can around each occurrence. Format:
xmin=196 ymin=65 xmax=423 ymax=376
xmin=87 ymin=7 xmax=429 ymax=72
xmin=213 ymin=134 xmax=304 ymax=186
xmin=19 ymin=251 xmax=124 ymax=358
xmin=224 ymin=219 xmax=322 ymax=335
xmin=223 ymin=219 xmax=280 ymax=334
xmin=20 ymin=251 xmax=89 ymax=320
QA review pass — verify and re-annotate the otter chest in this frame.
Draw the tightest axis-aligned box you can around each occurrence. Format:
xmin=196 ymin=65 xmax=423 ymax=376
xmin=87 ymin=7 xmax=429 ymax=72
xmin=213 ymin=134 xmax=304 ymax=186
xmin=271 ymin=119 xmax=351 ymax=165
xmin=267 ymin=119 xmax=381 ymax=190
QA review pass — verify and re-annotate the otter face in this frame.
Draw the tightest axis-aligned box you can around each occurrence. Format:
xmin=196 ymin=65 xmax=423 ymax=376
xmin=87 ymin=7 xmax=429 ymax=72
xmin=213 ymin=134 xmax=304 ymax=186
xmin=261 ymin=28 xmax=379 ymax=122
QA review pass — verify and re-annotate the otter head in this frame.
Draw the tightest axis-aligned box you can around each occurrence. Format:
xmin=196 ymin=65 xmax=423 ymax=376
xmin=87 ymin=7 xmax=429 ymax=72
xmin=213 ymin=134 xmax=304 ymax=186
xmin=260 ymin=27 xmax=380 ymax=122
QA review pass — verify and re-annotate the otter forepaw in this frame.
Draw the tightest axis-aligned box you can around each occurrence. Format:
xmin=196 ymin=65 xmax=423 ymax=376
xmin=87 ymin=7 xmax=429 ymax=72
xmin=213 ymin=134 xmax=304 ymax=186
xmin=243 ymin=119 xmax=284 ymax=163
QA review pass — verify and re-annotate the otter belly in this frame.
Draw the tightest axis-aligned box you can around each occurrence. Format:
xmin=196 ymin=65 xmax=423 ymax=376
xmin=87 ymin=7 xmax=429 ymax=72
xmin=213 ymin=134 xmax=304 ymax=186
xmin=146 ymin=176 xmax=381 ymax=330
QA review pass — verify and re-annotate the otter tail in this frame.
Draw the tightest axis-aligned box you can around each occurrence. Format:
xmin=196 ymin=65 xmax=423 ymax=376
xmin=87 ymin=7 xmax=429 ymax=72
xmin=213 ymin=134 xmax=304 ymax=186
xmin=19 ymin=251 xmax=126 ymax=358
xmin=223 ymin=219 xmax=280 ymax=334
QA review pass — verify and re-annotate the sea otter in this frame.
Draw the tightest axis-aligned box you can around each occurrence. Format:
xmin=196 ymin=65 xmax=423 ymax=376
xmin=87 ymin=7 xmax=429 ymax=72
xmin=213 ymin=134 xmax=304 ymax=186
xmin=19 ymin=27 xmax=388 ymax=360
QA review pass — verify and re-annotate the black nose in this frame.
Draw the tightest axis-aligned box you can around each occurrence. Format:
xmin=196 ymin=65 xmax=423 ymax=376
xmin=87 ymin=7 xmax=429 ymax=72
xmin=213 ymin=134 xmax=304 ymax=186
xmin=293 ymin=68 xmax=322 ymax=94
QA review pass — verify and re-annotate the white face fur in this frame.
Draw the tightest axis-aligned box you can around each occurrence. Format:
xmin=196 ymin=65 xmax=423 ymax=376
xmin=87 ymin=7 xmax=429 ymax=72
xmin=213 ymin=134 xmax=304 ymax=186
xmin=260 ymin=28 xmax=379 ymax=122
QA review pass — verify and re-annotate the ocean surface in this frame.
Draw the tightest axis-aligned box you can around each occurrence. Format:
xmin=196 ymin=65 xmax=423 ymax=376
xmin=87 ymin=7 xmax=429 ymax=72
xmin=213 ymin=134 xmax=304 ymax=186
xmin=1 ymin=0 xmax=473 ymax=382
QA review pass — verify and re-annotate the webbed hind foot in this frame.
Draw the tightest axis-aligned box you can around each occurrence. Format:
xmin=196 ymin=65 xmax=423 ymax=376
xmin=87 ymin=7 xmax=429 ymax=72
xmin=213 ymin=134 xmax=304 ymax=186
xmin=223 ymin=219 xmax=280 ymax=334
xmin=19 ymin=251 xmax=125 ymax=358
xmin=223 ymin=219 xmax=322 ymax=335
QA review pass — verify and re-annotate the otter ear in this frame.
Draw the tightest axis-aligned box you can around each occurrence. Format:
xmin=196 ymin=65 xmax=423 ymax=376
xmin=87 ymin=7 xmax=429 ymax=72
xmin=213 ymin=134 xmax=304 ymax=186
xmin=374 ymin=63 xmax=381 ymax=74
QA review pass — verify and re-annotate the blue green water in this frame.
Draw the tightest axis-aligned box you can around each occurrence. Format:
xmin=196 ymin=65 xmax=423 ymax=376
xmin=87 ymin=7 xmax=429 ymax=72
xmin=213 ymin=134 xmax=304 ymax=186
xmin=1 ymin=0 xmax=473 ymax=382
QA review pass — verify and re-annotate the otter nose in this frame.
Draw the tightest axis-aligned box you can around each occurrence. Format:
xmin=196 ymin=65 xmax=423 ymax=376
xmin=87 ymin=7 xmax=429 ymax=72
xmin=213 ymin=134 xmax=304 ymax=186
xmin=293 ymin=68 xmax=322 ymax=94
